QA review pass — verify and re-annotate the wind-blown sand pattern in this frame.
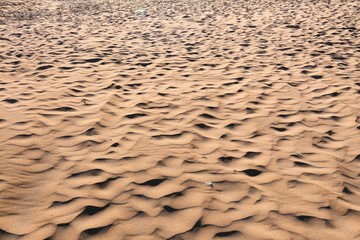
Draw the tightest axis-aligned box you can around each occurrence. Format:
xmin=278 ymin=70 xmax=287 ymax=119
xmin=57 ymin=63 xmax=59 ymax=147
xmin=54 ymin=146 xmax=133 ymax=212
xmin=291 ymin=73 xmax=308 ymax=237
xmin=0 ymin=0 xmax=359 ymax=239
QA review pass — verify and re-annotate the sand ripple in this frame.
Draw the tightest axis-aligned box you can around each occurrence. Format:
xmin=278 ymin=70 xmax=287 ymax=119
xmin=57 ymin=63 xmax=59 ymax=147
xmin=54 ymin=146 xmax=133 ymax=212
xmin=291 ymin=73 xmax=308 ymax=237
xmin=0 ymin=0 xmax=359 ymax=239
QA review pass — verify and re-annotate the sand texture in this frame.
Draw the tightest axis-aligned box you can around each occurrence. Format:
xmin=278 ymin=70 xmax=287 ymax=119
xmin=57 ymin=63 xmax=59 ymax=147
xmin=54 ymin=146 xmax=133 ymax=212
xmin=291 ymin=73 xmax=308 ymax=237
xmin=0 ymin=0 xmax=360 ymax=239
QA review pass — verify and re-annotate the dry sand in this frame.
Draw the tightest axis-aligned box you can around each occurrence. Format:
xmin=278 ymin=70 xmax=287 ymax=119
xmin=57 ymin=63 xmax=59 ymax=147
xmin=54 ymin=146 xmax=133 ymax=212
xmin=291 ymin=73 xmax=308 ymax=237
xmin=0 ymin=0 xmax=359 ymax=239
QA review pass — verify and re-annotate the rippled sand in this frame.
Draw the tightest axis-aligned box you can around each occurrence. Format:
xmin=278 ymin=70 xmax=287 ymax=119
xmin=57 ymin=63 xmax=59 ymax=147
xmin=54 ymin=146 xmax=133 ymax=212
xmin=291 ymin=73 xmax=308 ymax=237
xmin=0 ymin=0 xmax=359 ymax=239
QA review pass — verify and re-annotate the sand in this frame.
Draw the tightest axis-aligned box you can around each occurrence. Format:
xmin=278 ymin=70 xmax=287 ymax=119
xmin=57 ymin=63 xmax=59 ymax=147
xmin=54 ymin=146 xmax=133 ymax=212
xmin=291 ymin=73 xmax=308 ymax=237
xmin=0 ymin=0 xmax=359 ymax=239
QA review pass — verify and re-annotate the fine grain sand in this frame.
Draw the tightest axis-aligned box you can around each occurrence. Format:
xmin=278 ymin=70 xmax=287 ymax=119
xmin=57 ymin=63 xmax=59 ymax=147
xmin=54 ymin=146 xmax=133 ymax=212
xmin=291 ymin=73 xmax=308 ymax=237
xmin=0 ymin=0 xmax=359 ymax=239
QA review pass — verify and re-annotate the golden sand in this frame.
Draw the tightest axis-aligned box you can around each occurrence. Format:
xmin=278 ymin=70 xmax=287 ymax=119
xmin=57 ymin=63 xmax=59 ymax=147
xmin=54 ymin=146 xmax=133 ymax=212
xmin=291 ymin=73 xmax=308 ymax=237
xmin=0 ymin=0 xmax=359 ymax=239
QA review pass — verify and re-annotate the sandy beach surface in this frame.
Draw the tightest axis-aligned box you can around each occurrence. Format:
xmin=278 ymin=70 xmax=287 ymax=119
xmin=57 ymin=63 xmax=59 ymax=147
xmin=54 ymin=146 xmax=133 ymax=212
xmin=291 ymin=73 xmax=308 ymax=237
xmin=0 ymin=0 xmax=359 ymax=239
